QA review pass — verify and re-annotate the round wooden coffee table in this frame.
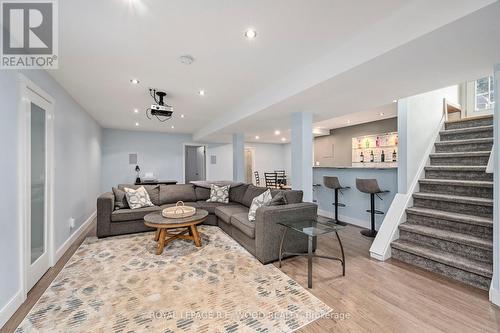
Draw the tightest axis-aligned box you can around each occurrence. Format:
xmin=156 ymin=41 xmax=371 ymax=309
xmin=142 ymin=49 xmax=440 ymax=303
xmin=144 ymin=209 xmax=208 ymax=255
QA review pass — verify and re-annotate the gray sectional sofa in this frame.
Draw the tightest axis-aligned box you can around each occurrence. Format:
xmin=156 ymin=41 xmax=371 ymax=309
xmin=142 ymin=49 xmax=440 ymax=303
xmin=97 ymin=183 xmax=318 ymax=264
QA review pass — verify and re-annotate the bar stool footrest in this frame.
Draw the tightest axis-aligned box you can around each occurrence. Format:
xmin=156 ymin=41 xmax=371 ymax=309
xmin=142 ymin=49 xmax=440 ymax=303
xmin=366 ymin=209 xmax=384 ymax=215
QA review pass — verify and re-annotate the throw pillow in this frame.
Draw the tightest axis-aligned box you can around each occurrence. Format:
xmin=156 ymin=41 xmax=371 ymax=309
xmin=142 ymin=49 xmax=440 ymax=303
xmin=112 ymin=187 xmax=129 ymax=210
xmin=124 ymin=186 xmax=154 ymax=210
xmin=248 ymin=189 xmax=272 ymax=221
xmin=269 ymin=191 xmax=288 ymax=206
xmin=206 ymin=184 xmax=230 ymax=203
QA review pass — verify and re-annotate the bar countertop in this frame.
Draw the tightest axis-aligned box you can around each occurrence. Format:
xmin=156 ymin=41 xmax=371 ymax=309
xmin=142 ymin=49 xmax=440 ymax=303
xmin=313 ymin=165 xmax=397 ymax=170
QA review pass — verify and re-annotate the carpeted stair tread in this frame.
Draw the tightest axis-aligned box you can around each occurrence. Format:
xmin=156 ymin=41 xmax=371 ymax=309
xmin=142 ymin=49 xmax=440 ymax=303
xmin=444 ymin=115 xmax=493 ymax=129
xmin=391 ymin=239 xmax=492 ymax=278
xmin=405 ymin=207 xmax=493 ymax=228
xmin=435 ymin=137 xmax=493 ymax=146
xmin=418 ymin=179 xmax=493 ymax=188
xmin=439 ymin=125 xmax=493 ymax=136
xmin=399 ymin=223 xmax=492 ymax=249
xmin=413 ymin=192 xmax=493 ymax=206
xmin=429 ymin=151 xmax=491 ymax=159
xmin=425 ymin=165 xmax=487 ymax=171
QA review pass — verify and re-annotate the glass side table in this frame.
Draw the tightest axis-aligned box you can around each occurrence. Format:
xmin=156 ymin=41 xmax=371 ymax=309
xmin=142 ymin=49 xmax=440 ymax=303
xmin=278 ymin=220 xmax=345 ymax=288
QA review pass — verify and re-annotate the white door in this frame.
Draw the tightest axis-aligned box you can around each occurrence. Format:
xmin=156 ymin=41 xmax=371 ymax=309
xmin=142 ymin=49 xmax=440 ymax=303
xmin=22 ymin=83 xmax=54 ymax=291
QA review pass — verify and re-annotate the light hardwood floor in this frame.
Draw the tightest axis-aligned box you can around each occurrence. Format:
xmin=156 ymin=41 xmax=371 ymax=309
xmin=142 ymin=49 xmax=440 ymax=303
xmin=2 ymin=221 xmax=499 ymax=332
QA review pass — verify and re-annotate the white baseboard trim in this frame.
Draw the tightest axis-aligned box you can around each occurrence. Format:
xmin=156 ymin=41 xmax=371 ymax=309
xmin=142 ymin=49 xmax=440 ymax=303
xmin=0 ymin=290 xmax=24 ymax=329
xmin=54 ymin=211 xmax=96 ymax=262
xmin=318 ymin=209 xmax=369 ymax=229
xmin=490 ymin=285 xmax=500 ymax=307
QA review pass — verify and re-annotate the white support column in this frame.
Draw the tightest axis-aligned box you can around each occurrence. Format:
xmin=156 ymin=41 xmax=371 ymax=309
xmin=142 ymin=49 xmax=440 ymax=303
xmin=232 ymin=133 xmax=245 ymax=182
xmin=291 ymin=112 xmax=313 ymax=202
xmin=490 ymin=64 xmax=500 ymax=306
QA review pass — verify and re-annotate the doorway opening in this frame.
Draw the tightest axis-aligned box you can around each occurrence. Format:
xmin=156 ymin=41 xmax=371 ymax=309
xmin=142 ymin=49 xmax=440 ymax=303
xmin=244 ymin=147 xmax=255 ymax=184
xmin=184 ymin=145 xmax=206 ymax=183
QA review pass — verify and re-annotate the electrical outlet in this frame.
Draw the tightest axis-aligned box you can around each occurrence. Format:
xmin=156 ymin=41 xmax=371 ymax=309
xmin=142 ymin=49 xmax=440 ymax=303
xmin=69 ymin=218 xmax=75 ymax=229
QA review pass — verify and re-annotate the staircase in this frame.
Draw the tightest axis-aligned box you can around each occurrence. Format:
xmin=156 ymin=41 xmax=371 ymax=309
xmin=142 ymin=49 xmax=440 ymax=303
xmin=391 ymin=115 xmax=494 ymax=290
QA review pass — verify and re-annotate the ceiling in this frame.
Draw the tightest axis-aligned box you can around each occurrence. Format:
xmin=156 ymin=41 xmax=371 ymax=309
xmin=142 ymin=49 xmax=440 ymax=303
xmin=50 ymin=0 xmax=498 ymax=143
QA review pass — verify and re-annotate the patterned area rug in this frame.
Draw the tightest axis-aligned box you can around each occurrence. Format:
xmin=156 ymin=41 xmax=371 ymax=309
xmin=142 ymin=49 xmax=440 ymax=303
xmin=16 ymin=226 xmax=331 ymax=332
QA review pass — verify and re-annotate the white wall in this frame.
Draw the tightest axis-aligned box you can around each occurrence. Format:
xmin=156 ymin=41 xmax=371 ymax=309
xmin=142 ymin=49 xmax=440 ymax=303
xmin=206 ymin=143 xmax=233 ymax=181
xmin=490 ymin=63 xmax=499 ymax=306
xmin=0 ymin=70 xmax=102 ymax=327
xmin=206 ymin=142 xmax=289 ymax=183
xmin=0 ymin=71 xmax=21 ymax=323
xmin=247 ymin=143 xmax=288 ymax=178
xmin=101 ymin=129 xmax=192 ymax=191
xmin=283 ymin=143 xmax=292 ymax=178
xmin=398 ymin=85 xmax=459 ymax=193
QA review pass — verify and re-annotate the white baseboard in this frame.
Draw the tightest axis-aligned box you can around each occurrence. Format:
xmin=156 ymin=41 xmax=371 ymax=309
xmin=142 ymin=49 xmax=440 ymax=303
xmin=54 ymin=211 xmax=96 ymax=262
xmin=318 ymin=209 xmax=369 ymax=228
xmin=490 ymin=285 xmax=500 ymax=307
xmin=0 ymin=290 xmax=24 ymax=329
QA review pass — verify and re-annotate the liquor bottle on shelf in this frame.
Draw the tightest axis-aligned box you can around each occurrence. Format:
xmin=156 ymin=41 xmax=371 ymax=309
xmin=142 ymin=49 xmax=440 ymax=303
xmin=365 ymin=138 xmax=370 ymax=148
xmin=370 ymin=150 xmax=374 ymax=162
xmin=392 ymin=150 xmax=397 ymax=162
xmin=381 ymin=150 xmax=385 ymax=162
xmin=360 ymin=151 xmax=364 ymax=163
xmin=376 ymin=136 xmax=380 ymax=147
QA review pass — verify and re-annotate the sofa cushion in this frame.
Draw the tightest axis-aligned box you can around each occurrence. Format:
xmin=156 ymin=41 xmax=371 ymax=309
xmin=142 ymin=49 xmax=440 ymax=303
xmin=112 ymin=187 xmax=129 ymax=210
xmin=231 ymin=213 xmax=255 ymax=239
xmin=284 ymin=190 xmax=303 ymax=204
xmin=195 ymin=201 xmax=229 ymax=214
xmin=215 ymin=204 xmax=249 ymax=224
xmin=241 ymin=185 xmax=268 ymax=207
xmin=190 ymin=180 xmax=244 ymax=188
xmin=248 ymin=189 xmax=272 ymax=221
xmin=159 ymin=184 xmax=197 ymax=205
xmin=124 ymin=186 xmax=155 ymax=209
xmin=206 ymin=184 xmax=230 ymax=203
xmin=118 ymin=184 xmax=160 ymax=206
xmin=229 ymin=184 xmax=249 ymax=204
xmin=194 ymin=186 xmax=211 ymax=201
xmin=269 ymin=191 xmax=288 ymax=206
xmin=111 ymin=206 xmax=160 ymax=222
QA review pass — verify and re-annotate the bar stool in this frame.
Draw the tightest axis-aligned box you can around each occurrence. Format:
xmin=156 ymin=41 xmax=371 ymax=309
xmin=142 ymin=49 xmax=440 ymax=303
xmin=312 ymin=183 xmax=321 ymax=203
xmin=323 ymin=176 xmax=350 ymax=226
xmin=356 ymin=178 xmax=389 ymax=238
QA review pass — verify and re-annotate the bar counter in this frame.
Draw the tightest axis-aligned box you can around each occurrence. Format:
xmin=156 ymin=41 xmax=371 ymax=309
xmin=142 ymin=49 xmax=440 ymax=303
xmin=313 ymin=165 xmax=398 ymax=230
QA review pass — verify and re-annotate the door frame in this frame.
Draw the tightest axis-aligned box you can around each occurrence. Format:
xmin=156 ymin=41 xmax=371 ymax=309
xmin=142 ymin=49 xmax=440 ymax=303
xmin=182 ymin=143 xmax=207 ymax=184
xmin=18 ymin=74 xmax=55 ymax=298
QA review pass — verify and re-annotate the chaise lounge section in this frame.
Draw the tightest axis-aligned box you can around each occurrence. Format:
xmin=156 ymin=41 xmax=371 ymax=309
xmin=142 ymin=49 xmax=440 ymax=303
xmin=97 ymin=183 xmax=317 ymax=264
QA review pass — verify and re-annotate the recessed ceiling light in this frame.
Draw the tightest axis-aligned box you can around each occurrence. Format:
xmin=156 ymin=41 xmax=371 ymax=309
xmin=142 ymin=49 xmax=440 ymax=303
xmin=274 ymin=130 xmax=281 ymax=135
xmin=179 ymin=55 xmax=195 ymax=65
xmin=134 ymin=108 xmax=139 ymax=114
xmin=346 ymin=120 xmax=351 ymax=124
xmin=392 ymin=99 xmax=397 ymax=103
xmin=135 ymin=122 xmax=139 ymax=126
xmin=281 ymin=137 xmax=286 ymax=142
xmin=180 ymin=114 xmax=185 ymax=118
xmin=198 ymin=90 xmax=205 ymax=96
xmin=379 ymin=112 xmax=385 ymax=116
xmin=245 ymin=29 xmax=257 ymax=39
xmin=130 ymin=78 xmax=140 ymax=84
xmin=171 ymin=125 xmax=175 ymax=129
xmin=255 ymin=135 xmax=260 ymax=140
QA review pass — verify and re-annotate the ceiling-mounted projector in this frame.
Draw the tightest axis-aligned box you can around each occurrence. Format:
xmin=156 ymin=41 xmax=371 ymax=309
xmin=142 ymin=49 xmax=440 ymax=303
xmin=146 ymin=89 xmax=174 ymax=122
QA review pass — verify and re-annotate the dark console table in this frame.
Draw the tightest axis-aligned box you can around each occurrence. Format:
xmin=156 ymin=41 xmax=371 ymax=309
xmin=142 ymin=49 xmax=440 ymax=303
xmin=135 ymin=180 xmax=178 ymax=185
